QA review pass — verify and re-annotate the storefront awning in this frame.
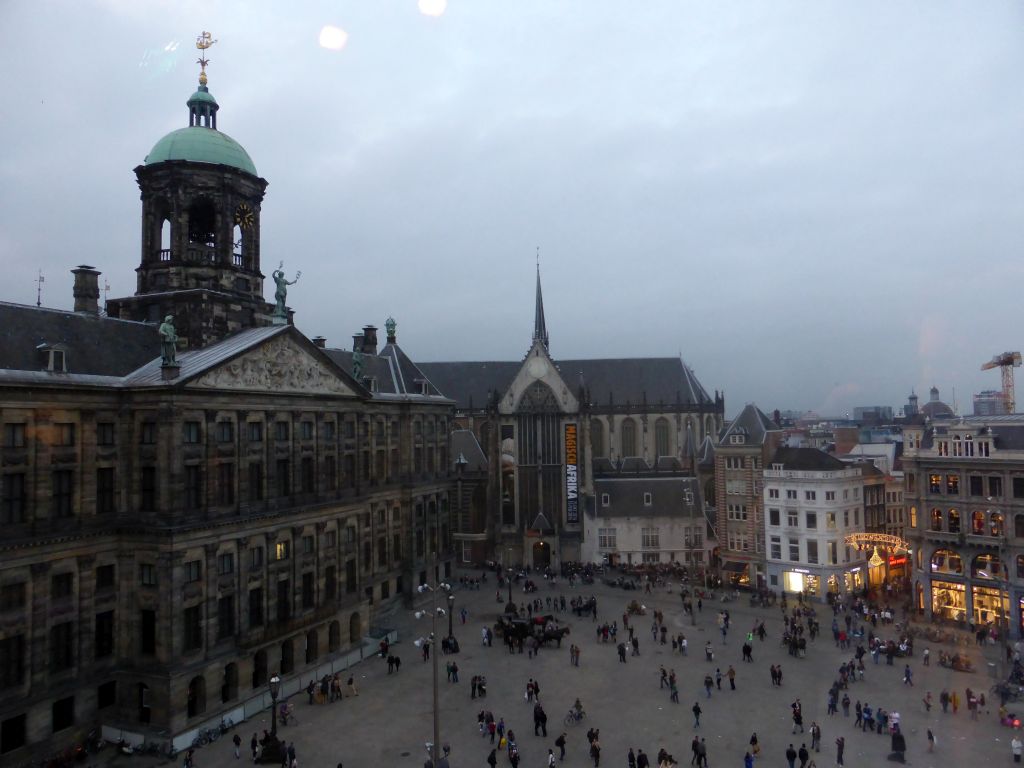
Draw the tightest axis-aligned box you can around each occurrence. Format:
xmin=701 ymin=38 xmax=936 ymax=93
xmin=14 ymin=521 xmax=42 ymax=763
xmin=721 ymin=561 xmax=748 ymax=573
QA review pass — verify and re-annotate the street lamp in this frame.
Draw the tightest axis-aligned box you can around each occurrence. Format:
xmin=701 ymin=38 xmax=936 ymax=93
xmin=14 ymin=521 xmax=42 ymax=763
xmin=415 ymin=580 xmax=451 ymax=768
xmin=259 ymin=673 xmax=284 ymax=764
xmin=448 ymin=593 xmax=456 ymax=640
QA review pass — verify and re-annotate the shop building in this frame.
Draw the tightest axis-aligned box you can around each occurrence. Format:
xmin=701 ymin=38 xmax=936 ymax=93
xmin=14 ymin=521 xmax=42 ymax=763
xmin=763 ymin=447 xmax=867 ymax=599
xmin=904 ymin=415 xmax=1024 ymax=636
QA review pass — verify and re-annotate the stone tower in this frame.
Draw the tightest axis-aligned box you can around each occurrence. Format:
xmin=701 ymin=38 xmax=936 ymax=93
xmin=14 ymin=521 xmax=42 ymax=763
xmin=106 ymin=51 xmax=280 ymax=349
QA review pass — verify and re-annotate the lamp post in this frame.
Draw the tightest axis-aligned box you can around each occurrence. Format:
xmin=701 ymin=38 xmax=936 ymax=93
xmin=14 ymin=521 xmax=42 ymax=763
xmin=416 ymin=579 xmax=451 ymax=767
xmin=259 ymin=673 xmax=283 ymax=764
xmin=448 ymin=593 xmax=456 ymax=639
xmin=506 ymin=567 xmax=514 ymax=609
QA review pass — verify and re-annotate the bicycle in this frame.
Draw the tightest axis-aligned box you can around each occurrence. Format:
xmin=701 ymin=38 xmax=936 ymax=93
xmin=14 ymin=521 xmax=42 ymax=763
xmin=564 ymin=708 xmax=586 ymax=726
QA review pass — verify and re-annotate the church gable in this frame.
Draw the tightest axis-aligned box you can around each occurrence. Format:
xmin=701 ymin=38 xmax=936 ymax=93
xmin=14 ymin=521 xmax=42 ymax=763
xmin=189 ymin=333 xmax=358 ymax=397
xmin=499 ymin=342 xmax=578 ymax=415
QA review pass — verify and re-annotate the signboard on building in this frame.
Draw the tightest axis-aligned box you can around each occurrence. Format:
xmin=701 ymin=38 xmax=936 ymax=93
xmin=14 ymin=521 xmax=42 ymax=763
xmin=565 ymin=423 xmax=579 ymax=523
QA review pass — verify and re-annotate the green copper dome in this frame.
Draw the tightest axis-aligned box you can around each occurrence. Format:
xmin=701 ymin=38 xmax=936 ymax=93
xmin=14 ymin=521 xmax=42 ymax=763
xmin=145 ymin=126 xmax=258 ymax=176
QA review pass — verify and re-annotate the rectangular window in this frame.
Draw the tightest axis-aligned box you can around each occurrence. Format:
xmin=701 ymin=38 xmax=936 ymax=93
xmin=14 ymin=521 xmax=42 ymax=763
xmin=0 ymin=583 xmax=25 ymax=612
xmin=1 ymin=713 xmax=27 ymax=753
xmin=302 ymin=535 xmax=314 ymax=555
xmin=990 ymin=476 xmax=1004 ymax=498
xmin=641 ymin=527 xmax=660 ymax=548
xmin=786 ymin=489 xmax=797 ymax=500
xmin=768 ymin=488 xmax=779 ymax=499
xmin=275 ymin=422 xmax=290 ymax=441
xmin=50 ymin=622 xmax=74 ymax=670
xmin=946 ymin=475 xmax=960 ymax=495
xmin=97 ymin=680 xmax=116 ymax=709
xmin=96 ymin=467 xmax=116 ymax=514
xmin=1 ymin=473 xmax=26 ymax=524
xmin=250 ymin=546 xmax=264 ymax=569
xmin=770 ymin=536 xmax=781 ymax=560
xmin=825 ymin=491 xmax=835 ymax=501
xmin=217 ymin=596 xmax=235 ymax=639
xmin=302 ymin=572 xmax=314 ymax=609
xmin=248 ymin=422 xmax=263 ymax=442
xmin=805 ymin=491 xmax=816 ymax=501
xmin=275 ymin=541 xmax=290 ymax=561
xmin=184 ymin=560 xmax=202 ymax=583
xmin=787 ymin=509 xmax=798 ymax=527
xmin=276 ymin=460 xmax=290 ymax=497
xmin=139 ymin=563 xmax=156 ymax=587
xmin=276 ymin=580 xmax=290 ymax=622
xmin=826 ymin=512 xmax=836 ymax=529
xmin=95 ymin=564 xmax=115 ymax=591
xmin=248 ymin=461 xmax=264 ymax=502
xmin=346 ymin=559 xmax=357 ymax=594
xmin=3 ymin=423 xmax=25 ymax=448
xmin=96 ymin=422 xmax=115 ymax=446
xmin=788 ymin=540 xmax=800 ymax=562
xmin=140 ymin=610 xmax=156 ymax=654
xmin=140 ymin=422 xmax=156 ymax=445
xmin=805 ymin=512 xmax=817 ymax=529
xmin=183 ymin=606 xmax=202 ymax=651
xmin=325 ymin=457 xmax=337 ymax=491
xmin=140 ymin=466 xmax=156 ymax=511
xmin=0 ymin=635 xmax=25 ymax=688
xmin=55 ymin=423 xmax=75 ymax=447
xmin=184 ymin=465 xmax=202 ymax=509
xmin=325 ymin=530 xmax=337 ymax=549
xmin=217 ymin=463 xmax=235 ymax=506
xmin=301 ymin=457 xmax=315 ymax=493
xmin=806 ymin=540 xmax=818 ymax=564
xmin=598 ymin=527 xmax=617 ymax=548
xmin=393 ymin=532 xmax=401 ymax=561
xmin=218 ymin=552 xmax=234 ymax=576
xmin=52 ymin=470 xmax=73 ymax=518
xmin=183 ymin=421 xmax=201 ymax=444
xmin=324 ymin=421 xmax=336 ymax=441
xmin=216 ymin=421 xmax=234 ymax=443
xmin=52 ymin=573 xmax=74 ymax=599
xmin=301 ymin=422 xmax=314 ymax=440
xmin=929 ymin=474 xmax=942 ymax=493
xmin=248 ymin=588 xmax=264 ymax=627
xmin=643 ymin=492 xmax=653 ymax=506
xmin=828 ymin=541 xmax=838 ymax=564
xmin=94 ymin=611 xmax=114 ymax=658
xmin=325 ymin=565 xmax=337 ymax=601
xmin=843 ymin=510 xmax=849 ymax=526
xmin=52 ymin=696 xmax=75 ymax=733
xmin=968 ymin=475 xmax=984 ymax=496
xmin=1013 ymin=477 xmax=1024 ymax=499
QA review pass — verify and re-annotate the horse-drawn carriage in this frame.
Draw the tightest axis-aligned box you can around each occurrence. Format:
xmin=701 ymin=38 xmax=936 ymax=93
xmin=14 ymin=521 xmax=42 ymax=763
xmin=495 ymin=615 xmax=572 ymax=647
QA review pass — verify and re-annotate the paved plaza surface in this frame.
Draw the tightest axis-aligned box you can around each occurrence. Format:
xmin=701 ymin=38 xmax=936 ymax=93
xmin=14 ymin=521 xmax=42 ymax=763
xmin=129 ymin=570 xmax=1015 ymax=767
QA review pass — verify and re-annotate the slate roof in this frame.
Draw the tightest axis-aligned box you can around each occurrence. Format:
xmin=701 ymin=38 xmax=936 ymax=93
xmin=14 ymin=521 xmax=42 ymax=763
xmin=417 ymin=357 xmax=713 ymax=411
xmin=451 ymin=430 xmax=488 ymax=472
xmin=0 ymin=301 xmax=159 ymax=376
xmin=697 ymin=436 xmax=716 ymax=469
xmin=923 ymin=415 xmax=1024 ymax=451
xmin=719 ymin=403 xmax=778 ymax=445
xmin=323 ymin=343 xmax=452 ymax=403
xmin=593 ymin=475 xmax=704 ymax=519
xmin=769 ymin=446 xmax=848 ymax=471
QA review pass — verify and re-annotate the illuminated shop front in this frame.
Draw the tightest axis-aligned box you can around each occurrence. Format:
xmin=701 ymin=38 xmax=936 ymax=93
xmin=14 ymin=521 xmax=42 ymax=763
xmin=931 ymin=580 xmax=966 ymax=622
xmin=784 ymin=569 xmax=819 ymax=596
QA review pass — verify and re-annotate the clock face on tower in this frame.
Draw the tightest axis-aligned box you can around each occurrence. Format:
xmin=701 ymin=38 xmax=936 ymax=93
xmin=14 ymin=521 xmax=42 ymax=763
xmin=527 ymin=357 xmax=548 ymax=379
xmin=234 ymin=203 xmax=254 ymax=229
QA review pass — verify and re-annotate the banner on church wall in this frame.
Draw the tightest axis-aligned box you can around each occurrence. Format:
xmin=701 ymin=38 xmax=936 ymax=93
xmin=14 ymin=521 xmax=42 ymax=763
xmin=565 ymin=423 xmax=579 ymax=523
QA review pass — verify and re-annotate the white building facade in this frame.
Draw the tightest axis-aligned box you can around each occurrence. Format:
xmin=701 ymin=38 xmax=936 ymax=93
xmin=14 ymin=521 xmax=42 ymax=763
xmin=763 ymin=447 xmax=868 ymax=599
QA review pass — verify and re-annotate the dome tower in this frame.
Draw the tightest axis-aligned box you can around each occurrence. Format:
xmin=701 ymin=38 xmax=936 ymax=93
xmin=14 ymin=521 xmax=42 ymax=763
xmin=107 ymin=32 xmax=279 ymax=348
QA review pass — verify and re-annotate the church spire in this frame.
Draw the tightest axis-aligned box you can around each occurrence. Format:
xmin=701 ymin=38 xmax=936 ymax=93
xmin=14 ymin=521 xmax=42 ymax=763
xmin=533 ymin=253 xmax=549 ymax=350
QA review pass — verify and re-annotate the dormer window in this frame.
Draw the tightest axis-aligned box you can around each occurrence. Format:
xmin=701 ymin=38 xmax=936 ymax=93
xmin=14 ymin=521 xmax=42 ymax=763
xmin=362 ymin=377 xmax=378 ymax=393
xmin=36 ymin=343 xmax=67 ymax=372
xmin=413 ymin=379 xmax=430 ymax=396
xmin=729 ymin=434 xmax=745 ymax=445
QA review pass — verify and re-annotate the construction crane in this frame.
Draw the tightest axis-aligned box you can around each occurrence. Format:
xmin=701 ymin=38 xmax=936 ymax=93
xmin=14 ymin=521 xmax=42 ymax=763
xmin=981 ymin=351 xmax=1022 ymax=413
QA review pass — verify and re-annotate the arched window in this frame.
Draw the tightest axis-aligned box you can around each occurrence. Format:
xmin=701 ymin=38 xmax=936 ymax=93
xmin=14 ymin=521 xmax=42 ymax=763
xmin=947 ymin=508 xmax=960 ymax=533
xmin=1015 ymin=514 xmax=1024 ymax=539
xmin=972 ymin=553 xmax=1002 ymax=580
xmin=930 ymin=508 xmax=943 ymax=532
xmin=252 ymin=649 xmax=267 ymax=689
xmin=991 ymin=512 xmax=1004 ymax=537
xmin=187 ymin=200 xmax=217 ymax=248
xmin=232 ymin=224 xmax=243 ymax=265
xmin=590 ymin=419 xmax=605 ymax=458
xmin=621 ymin=418 xmax=637 ymax=457
xmin=221 ymin=663 xmax=238 ymax=703
xmin=349 ymin=611 xmax=362 ymax=643
xmin=655 ymin=418 xmax=671 ymax=458
xmin=187 ymin=675 xmax=206 ymax=718
xmin=329 ymin=621 xmax=341 ymax=653
xmin=704 ymin=416 xmax=715 ymax=440
xmin=280 ymin=639 xmax=294 ymax=674
xmin=930 ymin=549 xmax=963 ymax=574
xmin=160 ymin=219 xmax=171 ymax=261
xmin=972 ymin=510 xmax=985 ymax=535
xmin=305 ymin=629 xmax=319 ymax=664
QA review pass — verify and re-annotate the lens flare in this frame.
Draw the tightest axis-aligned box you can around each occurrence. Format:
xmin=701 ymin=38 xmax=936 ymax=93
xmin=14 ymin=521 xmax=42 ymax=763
xmin=319 ymin=25 xmax=348 ymax=51
xmin=418 ymin=0 xmax=447 ymax=17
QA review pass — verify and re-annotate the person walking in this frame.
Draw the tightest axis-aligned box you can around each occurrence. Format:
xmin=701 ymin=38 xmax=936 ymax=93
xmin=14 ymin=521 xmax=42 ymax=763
xmin=810 ymin=722 xmax=820 ymax=752
xmin=785 ymin=744 xmax=797 ymax=768
xmin=727 ymin=665 xmax=736 ymax=690
xmin=692 ymin=702 xmax=702 ymax=728
xmin=548 ymin=749 xmax=557 ymax=768
xmin=486 ymin=748 xmax=497 ymax=768
xmin=715 ymin=668 xmax=723 ymax=690
xmin=797 ymin=743 xmax=809 ymax=768
xmin=1012 ymin=734 xmax=1022 ymax=763
xmin=232 ymin=733 xmax=242 ymax=759
xmin=590 ymin=738 xmax=601 ymax=768
xmin=696 ymin=739 xmax=708 ymax=768
xmin=841 ymin=693 xmax=850 ymax=717
xmin=903 ymin=664 xmax=913 ymax=686
xmin=250 ymin=733 xmax=259 ymax=762
xmin=927 ymin=729 xmax=935 ymax=753
xmin=555 ymin=733 xmax=567 ymax=761
xmin=835 ymin=736 xmax=844 ymax=767
xmin=743 ymin=753 xmax=753 ymax=768
xmin=748 ymin=732 xmax=759 ymax=757
xmin=703 ymin=674 xmax=713 ymax=698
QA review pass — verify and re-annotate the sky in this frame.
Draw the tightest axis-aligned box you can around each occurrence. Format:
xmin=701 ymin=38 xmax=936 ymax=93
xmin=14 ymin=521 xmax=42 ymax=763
xmin=1 ymin=1 xmax=1022 ymax=418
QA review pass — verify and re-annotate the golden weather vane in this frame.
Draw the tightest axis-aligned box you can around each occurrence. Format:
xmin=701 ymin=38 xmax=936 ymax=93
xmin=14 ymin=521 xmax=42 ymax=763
xmin=195 ymin=30 xmax=217 ymax=86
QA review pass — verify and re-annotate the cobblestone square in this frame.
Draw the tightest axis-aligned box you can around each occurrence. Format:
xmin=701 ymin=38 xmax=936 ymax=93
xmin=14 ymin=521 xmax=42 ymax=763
xmin=152 ymin=572 xmax=1014 ymax=768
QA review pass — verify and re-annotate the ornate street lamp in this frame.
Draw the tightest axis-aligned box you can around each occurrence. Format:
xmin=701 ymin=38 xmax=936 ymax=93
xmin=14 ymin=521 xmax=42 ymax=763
xmin=258 ymin=673 xmax=284 ymax=764
xmin=415 ymin=580 xmax=450 ymax=767
xmin=448 ymin=593 xmax=456 ymax=640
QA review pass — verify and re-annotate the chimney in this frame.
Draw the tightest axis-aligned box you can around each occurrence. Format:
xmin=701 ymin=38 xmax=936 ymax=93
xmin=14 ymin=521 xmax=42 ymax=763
xmin=71 ymin=265 xmax=100 ymax=314
xmin=361 ymin=325 xmax=378 ymax=355
xmin=312 ymin=336 xmax=326 ymax=349
xmin=352 ymin=334 xmax=364 ymax=353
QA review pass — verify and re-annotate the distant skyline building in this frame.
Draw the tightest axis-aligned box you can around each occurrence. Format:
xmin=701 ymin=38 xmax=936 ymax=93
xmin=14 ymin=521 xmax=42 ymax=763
xmin=974 ymin=390 xmax=1011 ymax=417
